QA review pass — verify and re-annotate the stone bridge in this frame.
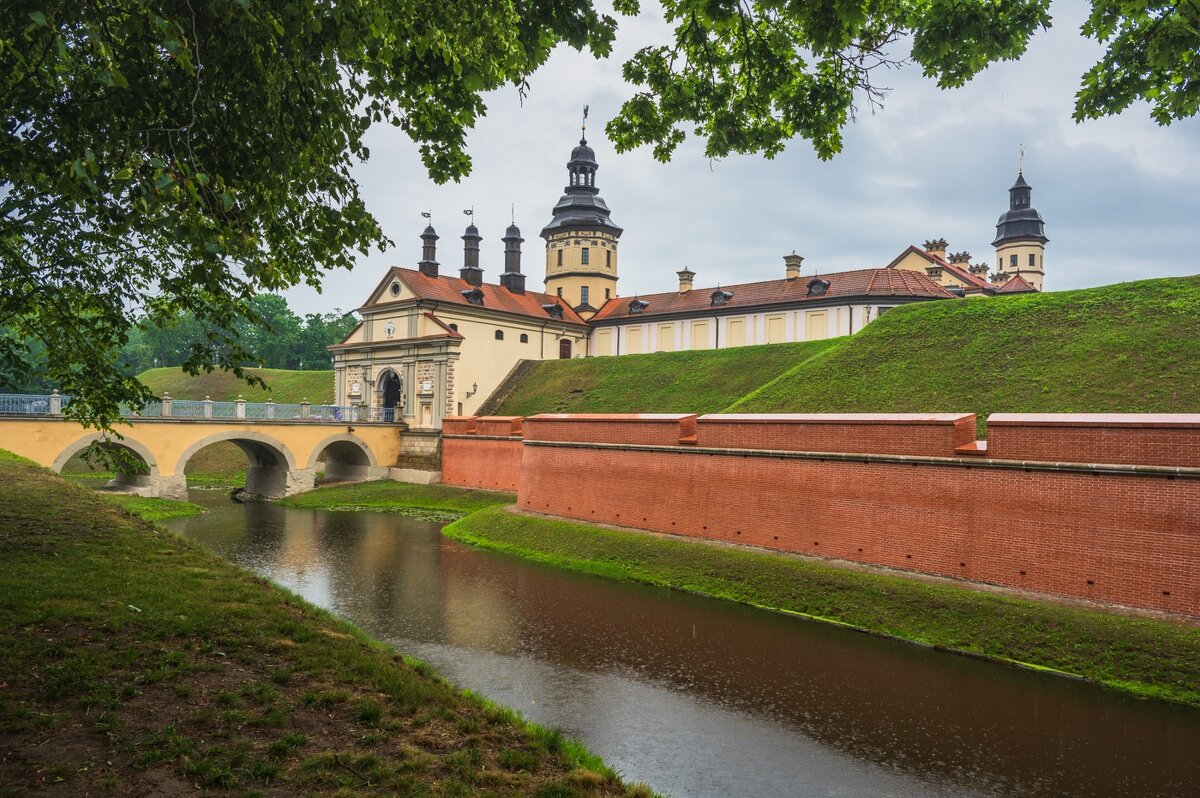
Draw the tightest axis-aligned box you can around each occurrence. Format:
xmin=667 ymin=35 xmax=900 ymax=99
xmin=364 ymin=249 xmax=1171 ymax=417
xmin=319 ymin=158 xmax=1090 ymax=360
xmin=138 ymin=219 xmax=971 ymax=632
xmin=0 ymin=394 xmax=408 ymax=499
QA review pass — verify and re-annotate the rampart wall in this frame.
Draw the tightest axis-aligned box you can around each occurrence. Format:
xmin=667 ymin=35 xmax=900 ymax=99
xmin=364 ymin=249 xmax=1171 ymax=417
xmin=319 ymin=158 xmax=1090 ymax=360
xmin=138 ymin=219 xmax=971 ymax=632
xmin=442 ymin=412 xmax=1200 ymax=618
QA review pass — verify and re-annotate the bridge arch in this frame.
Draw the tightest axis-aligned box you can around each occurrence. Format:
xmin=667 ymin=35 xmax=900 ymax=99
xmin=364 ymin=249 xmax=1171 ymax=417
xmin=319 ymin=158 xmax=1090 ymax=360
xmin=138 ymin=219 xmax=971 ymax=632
xmin=51 ymin=433 xmax=160 ymax=476
xmin=308 ymin=433 xmax=379 ymax=483
xmin=176 ymin=430 xmax=301 ymax=498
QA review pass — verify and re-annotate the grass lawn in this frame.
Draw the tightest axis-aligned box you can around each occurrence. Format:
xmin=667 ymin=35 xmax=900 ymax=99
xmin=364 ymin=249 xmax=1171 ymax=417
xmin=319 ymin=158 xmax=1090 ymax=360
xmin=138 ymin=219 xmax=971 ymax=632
xmin=99 ymin=493 xmax=206 ymax=521
xmin=0 ymin=451 xmax=650 ymax=797
xmin=444 ymin=505 xmax=1200 ymax=708
xmin=136 ymin=366 xmax=334 ymax=403
xmin=493 ymin=339 xmax=836 ymax=416
xmin=279 ymin=480 xmax=515 ymax=521
xmin=729 ymin=276 xmax=1200 ymax=431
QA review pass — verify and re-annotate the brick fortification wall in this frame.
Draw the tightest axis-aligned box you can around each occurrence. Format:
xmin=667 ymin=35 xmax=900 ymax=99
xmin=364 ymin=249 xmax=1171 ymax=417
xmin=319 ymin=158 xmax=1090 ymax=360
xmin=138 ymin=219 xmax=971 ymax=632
xmin=440 ymin=416 xmax=523 ymax=492
xmin=445 ymin=413 xmax=1200 ymax=618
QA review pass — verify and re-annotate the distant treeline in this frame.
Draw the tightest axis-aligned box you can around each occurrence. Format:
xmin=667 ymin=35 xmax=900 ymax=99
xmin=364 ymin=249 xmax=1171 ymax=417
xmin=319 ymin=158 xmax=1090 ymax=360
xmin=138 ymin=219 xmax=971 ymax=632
xmin=1 ymin=294 xmax=356 ymax=394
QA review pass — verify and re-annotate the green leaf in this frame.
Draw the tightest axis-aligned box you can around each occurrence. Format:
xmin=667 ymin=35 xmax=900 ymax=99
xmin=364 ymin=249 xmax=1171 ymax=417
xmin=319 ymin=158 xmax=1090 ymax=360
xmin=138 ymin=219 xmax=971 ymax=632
xmin=28 ymin=10 xmax=48 ymax=26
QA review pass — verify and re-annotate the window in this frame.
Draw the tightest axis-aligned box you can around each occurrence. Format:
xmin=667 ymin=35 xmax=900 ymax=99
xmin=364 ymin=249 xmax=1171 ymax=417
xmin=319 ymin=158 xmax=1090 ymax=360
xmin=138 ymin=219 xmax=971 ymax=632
xmin=1029 ymin=253 xmax=1036 ymax=267
xmin=461 ymin=287 xmax=484 ymax=305
xmin=807 ymin=278 xmax=831 ymax=296
xmin=1010 ymin=254 xmax=1018 ymax=268
xmin=581 ymin=286 xmax=590 ymax=305
xmin=557 ymin=287 xmax=563 ymax=297
xmin=448 ymin=323 xmax=458 ymax=332
xmin=581 ymin=247 xmax=590 ymax=265
xmin=520 ymin=333 xmax=529 ymax=343
xmin=629 ymin=299 xmax=648 ymax=314
xmin=711 ymin=289 xmax=732 ymax=306
xmin=605 ymin=288 xmax=611 ymax=299
xmin=606 ymin=251 xmax=612 ymax=268
xmin=390 ymin=283 xmax=400 ymax=297
xmin=494 ymin=329 xmax=504 ymax=340
xmin=557 ymin=250 xmax=563 ymax=267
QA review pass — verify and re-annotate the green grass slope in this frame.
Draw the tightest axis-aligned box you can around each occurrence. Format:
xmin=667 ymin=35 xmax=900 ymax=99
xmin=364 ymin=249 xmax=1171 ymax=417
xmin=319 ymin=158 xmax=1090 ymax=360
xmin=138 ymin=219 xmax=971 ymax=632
xmin=137 ymin=366 xmax=333 ymax=403
xmin=493 ymin=339 xmax=837 ymax=416
xmin=729 ymin=276 xmax=1200 ymax=423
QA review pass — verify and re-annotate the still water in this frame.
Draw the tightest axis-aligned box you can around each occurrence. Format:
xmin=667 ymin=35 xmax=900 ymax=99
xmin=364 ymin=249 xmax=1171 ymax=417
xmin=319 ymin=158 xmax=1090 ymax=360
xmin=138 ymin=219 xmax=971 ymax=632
xmin=167 ymin=492 xmax=1200 ymax=798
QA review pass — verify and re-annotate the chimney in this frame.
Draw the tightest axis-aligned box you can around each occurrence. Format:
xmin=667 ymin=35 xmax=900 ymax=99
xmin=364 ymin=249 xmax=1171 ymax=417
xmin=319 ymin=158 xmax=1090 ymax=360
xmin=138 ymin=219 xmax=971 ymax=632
xmin=948 ymin=251 xmax=972 ymax=266
xmin=499 ymin=223 xmax=526 ymax=294
xmin=418 ymin=225 xmax=439 ymax=277
xmin=460 ymin=223 xmax=483 ymax=287
xmin=784 ymin=251 xmax=804 ymax=281
xmin=923 ymin=238 xmax=948 ymax=261
xmin=677 ymin=268 xmax=695 ymax=293
xmin=969 ymin=262 xmax=990 ymax=276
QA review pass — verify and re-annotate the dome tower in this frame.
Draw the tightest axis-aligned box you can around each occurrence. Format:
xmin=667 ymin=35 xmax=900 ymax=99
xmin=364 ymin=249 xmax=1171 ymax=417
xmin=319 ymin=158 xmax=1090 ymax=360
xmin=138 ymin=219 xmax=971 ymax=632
xmin=992 ymin=166 xmax=1048 ymax=290
xmin=541 ymin=110 xmax=622 ymax=318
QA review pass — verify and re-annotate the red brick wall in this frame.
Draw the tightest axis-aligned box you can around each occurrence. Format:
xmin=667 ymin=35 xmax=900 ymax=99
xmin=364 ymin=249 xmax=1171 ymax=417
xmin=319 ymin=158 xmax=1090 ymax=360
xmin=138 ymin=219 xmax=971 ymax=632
xmin=697 ymin=413 xmax=976 ymax=457
xmin=517 ymin=443 xmax=1200 ymax=617
xmin=476 ymin=416 xmax=524 ymax=437
xmin=524 ymin=414 xmax=697 ymax=447
xmin=441 ymin=436 xmax=523 ymax=492
xmin=442 ymin=417 xmax=477 ymax=435
xmin=989 ymin=414 xmax=1200 ymax=468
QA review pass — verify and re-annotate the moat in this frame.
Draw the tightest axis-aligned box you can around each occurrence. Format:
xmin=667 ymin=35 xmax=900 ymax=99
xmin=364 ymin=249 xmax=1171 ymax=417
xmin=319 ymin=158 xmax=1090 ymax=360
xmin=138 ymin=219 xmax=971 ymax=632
xmin=168 ymin=491 xmax=1200 ymax=798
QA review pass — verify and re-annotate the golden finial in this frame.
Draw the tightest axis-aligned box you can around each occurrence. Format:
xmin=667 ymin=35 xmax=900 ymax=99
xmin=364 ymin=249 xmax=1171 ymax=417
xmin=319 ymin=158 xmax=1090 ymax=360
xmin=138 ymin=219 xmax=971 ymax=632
xmin=1018 ymin=144 xmax=1025 ymax=175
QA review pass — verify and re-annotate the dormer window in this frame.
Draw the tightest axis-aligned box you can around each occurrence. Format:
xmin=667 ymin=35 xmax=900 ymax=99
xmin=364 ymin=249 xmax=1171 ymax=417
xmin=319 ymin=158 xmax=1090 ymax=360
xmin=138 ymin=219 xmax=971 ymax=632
xmin=461 ymin=287 xmax=484 ymax=305
xmin=807 ymin=277 xmax=831 ymax=296
xmin=628 ymin=299 xmax=649 ymax=314
xmin=390 ymin=283 xmax=401 ymax=297
xmin=542 ymin=303 xmax=564 ymax=320
xmin=710 ymin=289 xmax=733 ymax=307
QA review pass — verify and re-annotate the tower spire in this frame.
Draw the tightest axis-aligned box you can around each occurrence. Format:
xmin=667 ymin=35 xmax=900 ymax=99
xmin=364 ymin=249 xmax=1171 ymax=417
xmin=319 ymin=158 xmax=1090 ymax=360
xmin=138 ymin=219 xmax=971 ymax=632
xmin=1018 ymin=144 xmax=1025 ymax=175
xmin=581 ymin=105 xmax=589 ymax=143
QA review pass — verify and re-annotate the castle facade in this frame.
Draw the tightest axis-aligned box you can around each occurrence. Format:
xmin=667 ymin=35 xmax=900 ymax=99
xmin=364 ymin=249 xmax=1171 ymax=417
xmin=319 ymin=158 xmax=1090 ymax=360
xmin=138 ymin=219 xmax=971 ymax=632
xmin=331 ymin=133 xmax=1047 ymax=428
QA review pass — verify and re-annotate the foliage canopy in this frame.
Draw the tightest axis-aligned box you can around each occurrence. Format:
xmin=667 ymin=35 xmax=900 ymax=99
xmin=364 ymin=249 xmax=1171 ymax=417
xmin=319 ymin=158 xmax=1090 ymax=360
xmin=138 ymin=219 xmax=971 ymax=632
xmin=2 ymin=0 xmax=1196 ymax=428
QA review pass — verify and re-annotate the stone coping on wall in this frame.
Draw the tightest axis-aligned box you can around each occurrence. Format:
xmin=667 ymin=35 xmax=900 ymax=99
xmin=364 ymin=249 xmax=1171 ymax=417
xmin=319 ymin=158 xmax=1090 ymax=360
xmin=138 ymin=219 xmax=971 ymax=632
xmin=988 ymin=413 xmax=1200 ymax=427
xmin=701 ymin=413 xmax=976 ymax=424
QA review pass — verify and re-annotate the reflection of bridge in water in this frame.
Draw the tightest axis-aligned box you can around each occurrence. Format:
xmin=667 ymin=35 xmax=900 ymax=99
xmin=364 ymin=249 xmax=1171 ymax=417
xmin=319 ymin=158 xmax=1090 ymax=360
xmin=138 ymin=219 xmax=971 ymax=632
xmin=0 ymin=393 xmax=405 ymax=499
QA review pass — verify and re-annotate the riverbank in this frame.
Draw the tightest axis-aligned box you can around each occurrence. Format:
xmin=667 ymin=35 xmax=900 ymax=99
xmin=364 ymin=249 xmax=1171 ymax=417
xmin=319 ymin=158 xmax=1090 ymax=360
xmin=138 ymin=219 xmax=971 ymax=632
xmin=211 ymin=479 xmax=1200 ymax=706
xmin=0 ymin=452 xmax=651 ymax=797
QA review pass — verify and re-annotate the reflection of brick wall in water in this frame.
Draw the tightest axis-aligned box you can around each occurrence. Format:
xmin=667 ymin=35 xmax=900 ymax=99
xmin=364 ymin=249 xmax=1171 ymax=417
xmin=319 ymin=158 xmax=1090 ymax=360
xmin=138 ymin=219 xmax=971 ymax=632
xmin=442 ymin=412 xmax=1200 ymax=618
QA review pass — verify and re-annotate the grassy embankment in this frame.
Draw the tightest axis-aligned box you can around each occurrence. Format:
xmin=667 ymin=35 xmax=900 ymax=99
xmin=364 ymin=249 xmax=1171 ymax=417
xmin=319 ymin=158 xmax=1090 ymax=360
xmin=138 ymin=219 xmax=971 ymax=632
xmin=493 ymin=339 xmax=836 ymax=416
xmin=289 ymin=480 xmax=1200 ymax=708
xmin=495 ymin=276 xmax=1200 ymax=433
xmin=0 ymin=451 xmax=652 ymax=797
xmin=64 ymin=367 xmax=336 ymax=485
xmin=280 ymin=481 xmax=514 ymax=522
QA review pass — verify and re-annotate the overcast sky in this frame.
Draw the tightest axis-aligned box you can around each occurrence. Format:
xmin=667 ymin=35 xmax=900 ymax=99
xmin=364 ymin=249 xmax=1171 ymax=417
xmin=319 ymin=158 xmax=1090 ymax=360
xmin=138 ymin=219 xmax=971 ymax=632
xmin=283 ymin=0 xmax=1200 ymax=316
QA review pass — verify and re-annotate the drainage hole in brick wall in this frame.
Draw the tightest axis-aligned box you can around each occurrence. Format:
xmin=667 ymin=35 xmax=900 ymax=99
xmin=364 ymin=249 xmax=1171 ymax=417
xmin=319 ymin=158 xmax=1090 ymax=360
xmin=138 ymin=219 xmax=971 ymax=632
xmin=813 ymin=541 xmax=819 ymax=546
xmin=858 ymin=548 xmax=863 ymax=553
xmin=1020 ymin=571 xmax=1026 ymax=576
xmin=905 ymin=554 xmax=912 ymax=559
xmin=773 ymin=535 xmax=778 ymax=541
xmin=959 ymin=562 xmax=965 ymax=567
xmin=1087 ymin=580 xmax=1095 ymax=585
xmin=736 ymin=530 xmax=741 ymax=535
xmin=1163 ymin=590 xmax=1172 ymax=596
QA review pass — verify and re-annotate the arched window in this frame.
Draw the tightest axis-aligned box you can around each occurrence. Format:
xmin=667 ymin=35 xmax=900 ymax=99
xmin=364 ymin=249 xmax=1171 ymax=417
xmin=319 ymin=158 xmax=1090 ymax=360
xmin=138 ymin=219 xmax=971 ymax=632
xmin=449 ymin=323 xmax=458 ymax=332
xmin=520 ymin=333 xmax=529 ymax=343
xmin=494 ymin=329 xmax=504 ymax=340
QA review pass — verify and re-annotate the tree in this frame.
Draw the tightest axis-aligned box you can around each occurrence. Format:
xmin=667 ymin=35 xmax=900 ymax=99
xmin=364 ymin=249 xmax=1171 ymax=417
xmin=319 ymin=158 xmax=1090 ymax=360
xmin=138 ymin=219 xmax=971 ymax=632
xmin=3 ymin=0 xmax=1196 ymax=429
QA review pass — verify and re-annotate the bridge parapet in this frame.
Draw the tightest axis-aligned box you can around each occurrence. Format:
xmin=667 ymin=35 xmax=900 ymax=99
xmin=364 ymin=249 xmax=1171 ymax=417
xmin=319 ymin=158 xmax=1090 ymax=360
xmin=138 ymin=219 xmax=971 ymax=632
xmin=1 ymin=393 xmax=404 ymax=424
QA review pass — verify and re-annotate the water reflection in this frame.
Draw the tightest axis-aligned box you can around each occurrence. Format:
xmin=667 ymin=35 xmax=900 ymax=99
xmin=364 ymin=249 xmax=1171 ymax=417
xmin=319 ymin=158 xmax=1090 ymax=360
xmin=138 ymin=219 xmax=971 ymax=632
xmin=169 ymin=496 xmax=1200 ymax=798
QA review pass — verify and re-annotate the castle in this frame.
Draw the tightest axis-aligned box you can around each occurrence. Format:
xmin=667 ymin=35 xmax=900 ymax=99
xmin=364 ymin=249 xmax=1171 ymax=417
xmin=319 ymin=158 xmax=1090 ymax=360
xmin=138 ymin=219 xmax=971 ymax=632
xmin=330 ymin=132 xmax=1048 ymax=427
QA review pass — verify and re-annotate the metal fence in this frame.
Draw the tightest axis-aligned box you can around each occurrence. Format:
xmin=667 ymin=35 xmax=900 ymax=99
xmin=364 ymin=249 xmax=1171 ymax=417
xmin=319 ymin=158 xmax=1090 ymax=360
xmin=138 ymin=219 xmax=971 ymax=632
xmin=0 ymin=393 xmax=402 ymax=424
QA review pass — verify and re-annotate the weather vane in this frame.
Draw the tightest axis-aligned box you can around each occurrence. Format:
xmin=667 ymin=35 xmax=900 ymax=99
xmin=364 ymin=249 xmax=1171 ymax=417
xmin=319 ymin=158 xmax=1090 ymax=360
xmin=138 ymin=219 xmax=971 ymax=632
xmin=463 ymin=207 xmax=474 ymax=221
xmin=511 ymin=203 xmax=515 ymax=225
xmin=421 ymin=210 xmax=432 ymax=224
xmin=1019 ymin=144 xmax=1025 ymax=175
xmin=582 ymin=105 xmax=589 ymax=139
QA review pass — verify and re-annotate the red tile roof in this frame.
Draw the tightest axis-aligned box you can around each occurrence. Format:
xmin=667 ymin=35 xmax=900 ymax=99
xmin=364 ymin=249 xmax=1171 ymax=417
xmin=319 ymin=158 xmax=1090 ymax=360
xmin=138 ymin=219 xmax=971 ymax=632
xmin=590 ymin=268 xmax=953 ymax=323
xmin=995 ymin=274 xmax=1038 ymax=294
xmin=360 ymin=268 xmax=587 ymax=325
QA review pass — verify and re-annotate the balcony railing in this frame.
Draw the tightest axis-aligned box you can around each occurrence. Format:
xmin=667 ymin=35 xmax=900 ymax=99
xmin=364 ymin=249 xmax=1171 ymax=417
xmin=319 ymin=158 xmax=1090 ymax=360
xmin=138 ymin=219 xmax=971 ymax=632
xmin=0 ymin=392 xmax=403 ymax=424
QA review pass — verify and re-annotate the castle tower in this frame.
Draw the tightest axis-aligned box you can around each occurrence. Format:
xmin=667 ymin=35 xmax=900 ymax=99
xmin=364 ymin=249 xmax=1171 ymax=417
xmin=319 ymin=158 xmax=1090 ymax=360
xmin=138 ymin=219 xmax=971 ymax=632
xmin=992 ymin=169 xmax=1048 ymax=290
xmin=541 ymin=116 xmax=622 ymax=318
